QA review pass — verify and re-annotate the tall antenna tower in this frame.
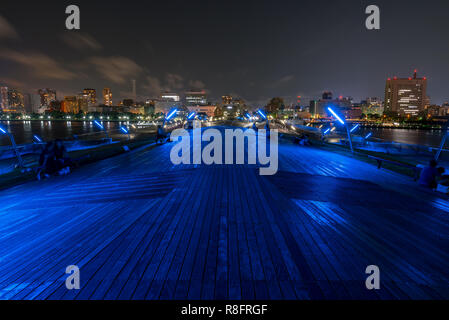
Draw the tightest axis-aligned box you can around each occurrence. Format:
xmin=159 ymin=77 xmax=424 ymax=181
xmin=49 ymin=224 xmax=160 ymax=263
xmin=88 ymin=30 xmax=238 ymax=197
xmin=132 ymin=79 xmax=137 ymax=103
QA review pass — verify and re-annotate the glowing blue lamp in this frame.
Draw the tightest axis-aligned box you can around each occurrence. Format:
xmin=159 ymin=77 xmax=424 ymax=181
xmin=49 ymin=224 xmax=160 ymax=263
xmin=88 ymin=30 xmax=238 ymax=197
xmin=327 ymin=107 xmax=345 ymax=125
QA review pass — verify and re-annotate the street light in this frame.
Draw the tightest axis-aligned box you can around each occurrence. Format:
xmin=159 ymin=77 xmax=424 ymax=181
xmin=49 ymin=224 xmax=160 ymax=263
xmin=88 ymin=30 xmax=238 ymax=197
xmin=93 ymin=119 xmax=110 ymax=141
xmin=187 ymin=112 xmax=196 ymax=120
xmin=257 ymin=109 xmax=267 ymax=120
xmin=33 ymin=134 xmax=43 ymax=143
xmin=350 ymin=124 xmax=360 ymax=133
xmin=0 ymin=125 xmax=24 ymax=168
xmin=120 ymin=126 xmax=130 ymax=140
xmin=166 ymin=108 xmax=178 ymax=121
xmin=328 ymin=106 xmax=354 ymax=153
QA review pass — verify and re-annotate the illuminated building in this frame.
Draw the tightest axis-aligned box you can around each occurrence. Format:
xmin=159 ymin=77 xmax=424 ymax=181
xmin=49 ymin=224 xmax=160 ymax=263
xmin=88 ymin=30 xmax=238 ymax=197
xmin=384 ymin=70 xmax=427 ymax=116
xmin=24 ymin=93 xmax=41 ymax=113
xmin=3 ymin=88 xmax=25 ymax=112
xmin=77 ymin=93 xmax=89 ymax=112
xmin=313 ymin=92 xmax=352 ymax=116
xmin=222 ymin=95 xmax=232 ymax=105
xmin=38 ymin=88 xmax=57 ymax=107
xmin=161 ymin=93 xmax=180 ymax=102
xmin=0 ymin=86 xmax=8 ymax=110
xmin=155 ymin=93 xmax=181 ymax=114
xmin=361 ymin=97 xmax=384 ymax=116
xmin=103 ymin=88 xmax=112 ymax=106
xmin=185 ymin=90 xmax=207 ymax=106
xmin=187 ymin=105 xmax=217 ymax=118
xmin=83 ymin=88 xmax=97 ymax=106
xmin=61 ymin=96 xmax=79 ymax=113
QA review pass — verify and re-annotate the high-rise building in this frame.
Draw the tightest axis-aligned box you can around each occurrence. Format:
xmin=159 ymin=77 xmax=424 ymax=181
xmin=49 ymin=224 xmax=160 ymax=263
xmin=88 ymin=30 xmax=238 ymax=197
xmin=185 ymin=90 xmax=207 ymax=106
xmin=38 ymin=88 xmax=57 ymax=107
xmin=24 ymin=93 xmax=42 ymax=113
xmin=154 ymin=93 xmax=181 ymax=114
xmin=5 ymin=88 xmax=25 ymax=112
xmin=384 ymin=70 xmax=427 ymax=116
xmin=83 ymin=88 xmax=97 ymax=106
xmin=222 ymin=95 xmax=232 ymax=105
xmin=103 ymin=88 xmax=112 ymax=106
xmin=61 ymin=96 xmax=79 ymax=113
xmin=361 ymin=97 xmax=384 ymax=116
xmin=0 ymin=86 xmax=8 ymax=110
xmin=312 ymin=92 xmax=352 ymax=116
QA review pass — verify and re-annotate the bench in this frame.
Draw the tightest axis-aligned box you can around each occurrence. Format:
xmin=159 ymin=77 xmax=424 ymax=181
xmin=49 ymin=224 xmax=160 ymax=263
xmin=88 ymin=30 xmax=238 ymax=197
xmin=368 ymin=155 xmax=421 ymax=181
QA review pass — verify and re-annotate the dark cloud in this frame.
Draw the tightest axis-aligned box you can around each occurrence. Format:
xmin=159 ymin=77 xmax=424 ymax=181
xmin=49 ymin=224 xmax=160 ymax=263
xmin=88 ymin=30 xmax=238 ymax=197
xmin=88 ymin=56 xmax=142 ymax=84
xmin=0 ymin=49 xmax=77 ymax=80
xmin=0 ymin=15 xmax=19 ymax=40
xmin=61 ymin=32 xmax=102 ymax=51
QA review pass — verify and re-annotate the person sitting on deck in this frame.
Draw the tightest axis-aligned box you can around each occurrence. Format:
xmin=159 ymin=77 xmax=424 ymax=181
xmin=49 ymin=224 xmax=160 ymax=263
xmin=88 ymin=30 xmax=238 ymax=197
xmin=298 ymin=134 xmax=311 ymax=146
xmin=37 ymin=141 xmax=57 ymax=180
xmin=156 ymin=125 xmax=167 ymax=144
xmin=418 ymin=160 xmax=440 ymax=189
xmin=436 ymin=167 xmax=449 ymax=186
xmin=54 ymin=139 xmax=72 ymax=175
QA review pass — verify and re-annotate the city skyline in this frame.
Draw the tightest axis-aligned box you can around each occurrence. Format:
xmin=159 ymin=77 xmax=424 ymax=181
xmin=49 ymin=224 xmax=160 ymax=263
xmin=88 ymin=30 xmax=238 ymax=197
xmin=1 ymin=0 xmax=449 ymax=106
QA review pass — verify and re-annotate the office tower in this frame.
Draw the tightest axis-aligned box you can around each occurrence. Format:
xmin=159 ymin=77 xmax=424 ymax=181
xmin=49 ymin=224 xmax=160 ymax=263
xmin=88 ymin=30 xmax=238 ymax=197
xmin=154 ymin=93 xmax=180 ymax=114
xmin=185 ymin=90 xmax=207 ymax=106
xmin=384 ymin=70 xmax=427 ymax=116
xmin=0 ymin=86 xmax=8 ymax=110
xmin=132 ymin=80 xmax=137 ymax=103
xmin=222 ymin=95 xmax=232 ymax=105
xmin=6 ymin=88 xmax=24 ymax=112
xmin=83 ymin=88 xmax=97 ymax=106
xmin=24 ymin=93 xmax=42 ymax=113
xmin=103 ymin=88 xmax=112 ymax=106
xmin=61 ymin=96 xmax=79 ymax=113
xmin=38 ymin=88 xmax=57 ymax=107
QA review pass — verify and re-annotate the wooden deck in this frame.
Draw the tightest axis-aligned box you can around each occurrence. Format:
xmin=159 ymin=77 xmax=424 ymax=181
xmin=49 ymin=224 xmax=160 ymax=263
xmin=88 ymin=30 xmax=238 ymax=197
xmin=0 ymin=126 xmax=448 ymax=300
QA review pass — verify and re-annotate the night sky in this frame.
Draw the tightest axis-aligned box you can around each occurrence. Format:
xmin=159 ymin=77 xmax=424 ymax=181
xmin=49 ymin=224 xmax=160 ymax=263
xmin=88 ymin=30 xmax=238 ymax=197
xmin=1 ymin=0 xmax=449 ymax=106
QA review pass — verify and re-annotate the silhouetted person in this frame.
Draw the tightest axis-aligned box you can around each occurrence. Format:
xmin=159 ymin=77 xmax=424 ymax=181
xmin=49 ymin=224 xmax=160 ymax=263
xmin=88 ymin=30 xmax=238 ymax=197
xmin=419 ymin=159 xmax=440 ymax=189
xmin=54 ymin=139 xmax=72 ymax=175
xmin=37 ymin=141 xmax=57 ymax=180
xmin=156 ymin=125 xmax=167 ymax=144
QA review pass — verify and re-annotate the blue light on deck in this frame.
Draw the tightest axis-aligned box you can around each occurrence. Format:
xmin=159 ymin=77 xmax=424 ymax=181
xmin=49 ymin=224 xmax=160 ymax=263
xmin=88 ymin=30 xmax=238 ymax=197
xmin=187 ymin=112 xmax=196 ymax=120
xmin=327 ymin=107 xmax=345 ymax=125
xmin=166 ymin=108 xmax=178 ymax=121
xmin=0 ymin=126 xmax=7 ymax=134
xmin=245 ymin=113 xmax=251 ymax=119
xmin=93 ymin=120 xmax=104 ymax=130
xmin=350 ymin=124 xmax=360 ymax=133
xmin=323 ymin=128 xmax=331 ymax=135
xmin=365 ymin=133 xmax=372 ymax=139
xmin=33 ymin=134 xmax=43 ymax=143
xmin=120 ymin=126 xmax=129 ymax=134
xmin=257 ymin=109 xmax=267 ymax=120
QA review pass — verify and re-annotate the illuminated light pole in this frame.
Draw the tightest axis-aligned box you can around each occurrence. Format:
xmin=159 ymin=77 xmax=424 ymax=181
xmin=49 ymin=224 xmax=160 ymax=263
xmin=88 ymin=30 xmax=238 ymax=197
xmin=327 ymin=107 xmax=353 ymax=153
xmin=164 ymin=108 xmax=178 ymax=127
xmin=435 ymin=129 xmax=448 ymax=161
xmin=0 ymin=125 xmax=24 ymax=168
xmin=350 ymin=124 xmax=360 ymax=133
xmin=257 ymin=109 xmax=267 ymax=121
xmin=93 ymin=119 xmax=110 ymax=141
xmin=33 ymin=134 xmax=43 ymax=144
xmin=120 ymin=126 xmax=130 ymax=140
xmin=187 ymin=112 xmax=196 ymax=120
